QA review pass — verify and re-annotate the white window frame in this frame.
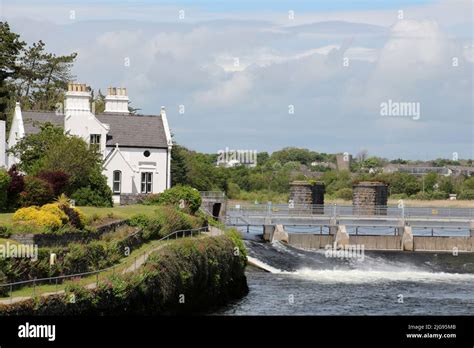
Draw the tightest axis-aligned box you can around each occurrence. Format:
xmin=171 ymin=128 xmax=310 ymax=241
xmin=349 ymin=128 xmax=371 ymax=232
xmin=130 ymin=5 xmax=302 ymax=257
xmin=141 ymin=172 xmax=153 ymax=193
xmin=113 ymin=170 xmax=121 ymax=194
xmin=90 ymin=134 xmax=101 ymax=151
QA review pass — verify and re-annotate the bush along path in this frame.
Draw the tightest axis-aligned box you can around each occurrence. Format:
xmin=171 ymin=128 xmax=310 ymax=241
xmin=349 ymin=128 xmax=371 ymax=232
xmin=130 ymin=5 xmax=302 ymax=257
xmin=0 ymin=228 xmax=249 ymax=315
xmin=0 ymin=227 xmax=208 ymax=304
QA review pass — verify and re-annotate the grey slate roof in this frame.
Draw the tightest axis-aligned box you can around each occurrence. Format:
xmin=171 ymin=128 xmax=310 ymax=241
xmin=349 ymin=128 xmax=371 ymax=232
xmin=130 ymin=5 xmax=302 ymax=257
xmin=21 ymin=111 xmax=169 ymax=148
xmin=97 ymin=113 xmax=168 ymax=148
xmin=22 ymin=111 xmax=64 ymax=134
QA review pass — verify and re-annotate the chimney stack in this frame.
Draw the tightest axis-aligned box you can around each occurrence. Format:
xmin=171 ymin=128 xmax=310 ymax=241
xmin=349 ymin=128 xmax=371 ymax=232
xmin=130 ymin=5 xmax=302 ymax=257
xmin=65 ymin=83 xmax=91 ymax=114
xmin=105 ymin=87 xmax=129 ymax=114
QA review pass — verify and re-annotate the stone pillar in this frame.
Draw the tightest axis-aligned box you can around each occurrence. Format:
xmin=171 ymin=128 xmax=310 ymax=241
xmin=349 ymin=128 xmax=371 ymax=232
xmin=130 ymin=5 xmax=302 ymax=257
xmin=289 ymin=181 xmax=325 ymax=214
xmin=352 ymin=181 xmax=388 ymax=215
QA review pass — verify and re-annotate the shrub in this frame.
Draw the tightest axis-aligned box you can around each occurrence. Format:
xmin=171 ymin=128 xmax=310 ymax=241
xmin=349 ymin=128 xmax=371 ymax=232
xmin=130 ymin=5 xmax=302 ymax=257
xmin=55 ymin=194 xmax=86 ymax=229
xmin=389 ymin=193 xmax=408 ymax=200
xmin=333 ymin=188 xmax=353 ymax=200
xmin=63 ymin=205 xmax=85 ymax=229
xmin=226 ymin=182 xmax=241 ymax=199
xmin=142 ymin=194 xmax=160 ymax=205
xmin=0 ymin=169 xmax=11 ymax=212
xmin=156 ymin=185 xmax=202 ymax=213
xmin=459 ymin=189 xmax=474 ymax=200
xmin=430 ymin=191 xmax=448 ymax=200
xmin=71 ymin=186 xmax=113 ymax=207
xmin=13 ymin=206 xmax=62 ymax=230
xmin=411 ymin=191 xmax=432 ymax=200
xmin=7 ymin=165 xmax=24 ymax=209
xmin=19 ymin=176 xmax=54 ymax=207
xmin=41 ymin=203 xmax=69 ymax=224
xmin=0 ymin=271 xmax=7 ymax=296
xmin=37 ymin=171 xmax=70 ymax=196
xmin=12 ymin=201 xmax=85 ymax=231
xmin=0 ymin=226 xmax=11 ymax=238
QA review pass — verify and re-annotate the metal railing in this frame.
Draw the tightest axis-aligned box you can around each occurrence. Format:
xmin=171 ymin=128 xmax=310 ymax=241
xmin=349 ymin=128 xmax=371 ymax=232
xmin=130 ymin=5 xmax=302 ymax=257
xmin=0 ymin=226 xmax=208 ymax=303
xmin=199 ymin=191 xmax=226 ymax=198
xmin=228 ymin=203 xmax=474 ymax=219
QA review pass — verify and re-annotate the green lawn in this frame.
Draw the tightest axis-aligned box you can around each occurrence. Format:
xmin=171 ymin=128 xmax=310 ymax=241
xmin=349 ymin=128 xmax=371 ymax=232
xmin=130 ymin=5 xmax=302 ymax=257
xmin=78 ymin=204 xmax=159 ymax=220
xmin=0 ymin=213 xmax=13 ymax=227
xmin=0 ymin=204 xmax=159 ymax=230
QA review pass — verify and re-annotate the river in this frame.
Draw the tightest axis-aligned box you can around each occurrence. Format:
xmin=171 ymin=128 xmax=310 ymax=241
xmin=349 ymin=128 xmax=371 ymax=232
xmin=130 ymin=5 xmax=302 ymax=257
xmin=216 ymin=237 xmax=474 ymax=315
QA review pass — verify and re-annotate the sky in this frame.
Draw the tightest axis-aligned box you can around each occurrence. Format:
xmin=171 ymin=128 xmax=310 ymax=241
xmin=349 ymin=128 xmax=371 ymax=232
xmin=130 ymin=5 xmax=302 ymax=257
xmin=1 ymin=0 xmax=473 ymax=160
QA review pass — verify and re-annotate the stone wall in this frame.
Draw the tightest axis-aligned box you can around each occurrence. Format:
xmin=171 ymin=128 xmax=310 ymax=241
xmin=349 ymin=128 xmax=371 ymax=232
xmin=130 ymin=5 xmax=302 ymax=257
xmin=352 ymin=181 xmax=388 ymax=215
xmin=10 ymin=220 xmax=128 ymax=247
xmin=289 ymin=181 xmax=325 ymax=214
xmin=119 ymin=193 xmax=149 ymax=205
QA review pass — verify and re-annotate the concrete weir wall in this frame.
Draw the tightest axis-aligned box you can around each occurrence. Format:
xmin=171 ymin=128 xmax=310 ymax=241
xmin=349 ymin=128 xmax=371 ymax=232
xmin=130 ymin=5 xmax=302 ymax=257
xmin=287 ymin=233 xmax=474 ymax=252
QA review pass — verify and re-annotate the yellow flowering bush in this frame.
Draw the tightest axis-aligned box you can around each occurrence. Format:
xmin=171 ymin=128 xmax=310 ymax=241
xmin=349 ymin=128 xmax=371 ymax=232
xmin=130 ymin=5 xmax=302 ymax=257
xmin=13 ymin=206 xmax=62 ymax=229
xmin=13 ymin=199 xmax=87 ymax=231
xmin=41 ymin=203 xmax=69 ymax=224
xmin=12 ymin=206 xmax=40 ymax=222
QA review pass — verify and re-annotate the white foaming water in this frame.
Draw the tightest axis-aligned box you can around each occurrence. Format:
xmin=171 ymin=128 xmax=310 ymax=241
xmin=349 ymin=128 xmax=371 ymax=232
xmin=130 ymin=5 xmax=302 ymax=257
xmin=247 ymin=256 xmax=284 ymax=274
xmin=291 ymin=267 xmax=474 ymax=284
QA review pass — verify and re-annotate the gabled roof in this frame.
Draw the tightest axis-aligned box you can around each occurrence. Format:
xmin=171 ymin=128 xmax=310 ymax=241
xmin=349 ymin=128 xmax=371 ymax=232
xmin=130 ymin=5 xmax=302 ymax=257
xmin=22 ymin=111 xmax=64 ymax=134
xmin=19 ymin=110 xmax=169 ymax=149
xmin=97 ymin=113 xmax=169 ymax=148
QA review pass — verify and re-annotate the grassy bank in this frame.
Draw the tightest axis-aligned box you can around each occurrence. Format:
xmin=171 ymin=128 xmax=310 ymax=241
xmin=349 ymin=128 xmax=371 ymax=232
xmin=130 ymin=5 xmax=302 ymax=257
xmin=0 ymin=231 xmax=248 ymax=315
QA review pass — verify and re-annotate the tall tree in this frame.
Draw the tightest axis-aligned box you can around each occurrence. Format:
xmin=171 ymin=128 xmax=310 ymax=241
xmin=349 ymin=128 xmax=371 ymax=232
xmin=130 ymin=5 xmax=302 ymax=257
xmin=0 ymin=22 xmax=25 ymax=120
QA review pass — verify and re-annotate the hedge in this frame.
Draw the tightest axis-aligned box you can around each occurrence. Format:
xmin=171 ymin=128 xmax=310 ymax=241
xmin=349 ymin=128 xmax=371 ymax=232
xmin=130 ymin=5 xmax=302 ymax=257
xmin=0 ymin=169 xmax=11 ymax=212
xmin=0 ymin=232 xmax=248 ymax=315
xmin=0 ymin=207 xmax=206 ymax=288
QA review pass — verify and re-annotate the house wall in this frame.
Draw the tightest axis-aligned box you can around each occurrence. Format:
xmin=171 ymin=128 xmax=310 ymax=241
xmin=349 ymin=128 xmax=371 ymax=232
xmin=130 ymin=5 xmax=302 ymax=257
xmin=104 ymin=147 xmax=169 ymax=203
xmin=64 ymin=110 xmax=108 ymax=156
xmin=0 ymin=120 xmax=5 ymax=168
xmin=7 ymin=103 xmax=26 ymax=167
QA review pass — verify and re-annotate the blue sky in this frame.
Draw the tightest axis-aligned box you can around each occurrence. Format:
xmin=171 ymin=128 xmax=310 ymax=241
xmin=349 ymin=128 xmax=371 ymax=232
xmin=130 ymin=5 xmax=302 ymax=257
xmin=2 ymin=0 xmax=473 ymax=160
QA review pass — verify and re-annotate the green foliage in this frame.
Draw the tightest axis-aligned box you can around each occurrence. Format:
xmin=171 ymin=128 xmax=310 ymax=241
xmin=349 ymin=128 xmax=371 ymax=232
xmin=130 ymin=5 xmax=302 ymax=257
xmin=0 ymin=226 xmax=11 ymax=238
xmin=430 ymin=191 xmax=448 ymax=200
xmin=458 ymin=189 xmax=474 ymax=200
xmin=71 ymin=186 xmax=112 ymax=208
xmin=156 ymin=185 xmax=202 ymax=214
xmin=9 ymin=123 xmax=112 ymax=207
xmin=19 ymin=176 xmax=54 ymax=207
xmin=0 ymin=234 xmax=248 ymax=315
xmin=0 ymin=169 xmax=11 ymax=211
xmin=333 ymin=187 xmax=353 ymax=200
xmin=387 ymin=172 xmax=421 ymax=196
xmin=14 ymin=38 xmax=77 ymax=111
xmin=226 ymin=182 xmax=241 ymax=199
xmin=0 ymin=22 xmax=25 ymax=119
xmin=170 ymin=144 xmax=189 ymax=186
xmin=8 ymin=123 xmax=64 ymax=174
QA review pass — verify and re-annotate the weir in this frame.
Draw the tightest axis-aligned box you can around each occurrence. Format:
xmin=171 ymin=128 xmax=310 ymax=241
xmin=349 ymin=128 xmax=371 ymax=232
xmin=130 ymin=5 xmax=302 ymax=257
xmin=227 ymin=203 xmax=474 ymax=253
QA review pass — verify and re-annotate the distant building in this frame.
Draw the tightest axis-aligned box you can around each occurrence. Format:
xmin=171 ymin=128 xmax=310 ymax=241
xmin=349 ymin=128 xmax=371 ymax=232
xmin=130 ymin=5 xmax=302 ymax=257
xmin=446 ymin=166 xmax=474 ymax=177
xmin=383 ymin=164 xmax=450 ymax=176
xmin=336 ymin=153 xmax=352 ymax=171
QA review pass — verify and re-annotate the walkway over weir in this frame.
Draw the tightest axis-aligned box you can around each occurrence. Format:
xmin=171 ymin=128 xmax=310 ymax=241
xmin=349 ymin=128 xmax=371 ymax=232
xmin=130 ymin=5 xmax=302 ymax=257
xmin=226 ymin=203 xmax=474 ymax=237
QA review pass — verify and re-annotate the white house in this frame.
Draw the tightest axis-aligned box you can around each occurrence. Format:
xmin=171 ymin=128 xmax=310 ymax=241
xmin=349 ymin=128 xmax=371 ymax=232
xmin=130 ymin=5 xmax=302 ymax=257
xmin=5 ymin=83 xmax=173 ymax=204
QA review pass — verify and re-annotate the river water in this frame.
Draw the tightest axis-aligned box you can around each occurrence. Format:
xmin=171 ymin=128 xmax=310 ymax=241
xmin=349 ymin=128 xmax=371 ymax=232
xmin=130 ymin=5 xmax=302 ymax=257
xmin=217 ymin=238 xmax=474 ymax=315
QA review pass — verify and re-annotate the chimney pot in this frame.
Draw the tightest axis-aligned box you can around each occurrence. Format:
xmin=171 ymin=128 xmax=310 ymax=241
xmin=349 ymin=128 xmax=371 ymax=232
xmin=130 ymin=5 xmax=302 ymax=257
xmin=105 ymin=86 xmax=129 ymax=114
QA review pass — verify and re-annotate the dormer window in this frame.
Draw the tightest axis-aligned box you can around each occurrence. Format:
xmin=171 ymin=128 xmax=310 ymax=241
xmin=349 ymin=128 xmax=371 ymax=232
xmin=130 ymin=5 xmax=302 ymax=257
xmin=90 ymin=134 xmax=101 ymax=151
